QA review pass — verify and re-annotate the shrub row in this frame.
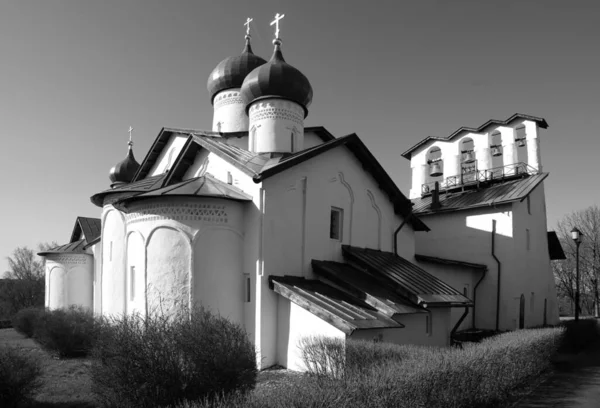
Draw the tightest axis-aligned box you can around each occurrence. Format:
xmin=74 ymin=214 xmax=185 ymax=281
xmin=0 ymin=345 xmax=42 ymax=408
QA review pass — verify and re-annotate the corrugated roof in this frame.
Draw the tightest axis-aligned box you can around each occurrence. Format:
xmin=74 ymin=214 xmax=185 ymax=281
xmin=90 ymin=174 xmax=167 ymax=207
xmin=70 ymin=217 xmax=101 ymax=243
xmin=342 ymin=246 xmax=472 ymax=307
xmin=401 ymin=113 xmax=549 ymax=160
xmin=269 ymin=276 xmax=404 ymax=335
xmin=548 ymin=231 xmax=566 ymax=260
xmin=38 ymin=239 xmax=90 ymax=256
xmin=312 ymin=260 xmax=426 ymax=315
xmin=411 ymin=173 xmax=548 ymax=215
xmin=414 ymin=254 xmax=488 ymax=271
xmin=113 ymin=175 xmax=252 ymax=209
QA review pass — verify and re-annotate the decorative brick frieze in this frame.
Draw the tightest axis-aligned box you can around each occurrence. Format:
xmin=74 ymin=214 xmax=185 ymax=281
xmin=125 ymin=203 xmax=229 ymax=225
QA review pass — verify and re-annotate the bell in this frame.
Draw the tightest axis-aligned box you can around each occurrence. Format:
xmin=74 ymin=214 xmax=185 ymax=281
xmin=517 ymin=139 xmax=526 ymax=147
xmin=492 ymin=146 xmax=502 ymax=157
xmin=463 ymin=151 xmax=475 ymax=163
xmin=430 ymin=162 xmax=443 ymax=177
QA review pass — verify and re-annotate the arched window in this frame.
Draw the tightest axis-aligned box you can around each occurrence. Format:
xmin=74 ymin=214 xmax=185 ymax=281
xmin=515 ymin=125 xmax=529 ymax=166
xmin=460 ymin=138 xmax=477 ymax=182
xmin=426 ymin=147 xmax=443 ymax=184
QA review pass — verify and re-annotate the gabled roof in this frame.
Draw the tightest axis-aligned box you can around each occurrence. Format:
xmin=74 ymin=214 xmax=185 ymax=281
xmin=411 ymin=173 xmax=548 ymax=216
xmin=342 ymin=245 xmax=472 ymax=307
xmin=312 ymin=260 xmax=426 ymax=315
xmin=91 ymin=174 xmax=167 ymax=207
xmin=401 ymin=113 xmax=549 ymax=160
xmin=547 ymin=231 xmax=567 ymax=260
xmin=69 ymin=217 xmax=101 ymax=244
xmin=414 ymin=254 xmax=488 ymax=271
xmin=38 ymin=239 xmax=89 ymax=256
xmin=269 ymin=276 xmax=404 ymax=335
xmin=112 ymin=175 xmax=252 ymax=211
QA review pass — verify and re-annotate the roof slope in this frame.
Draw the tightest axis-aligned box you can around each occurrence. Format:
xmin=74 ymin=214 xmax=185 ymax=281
xmin=38 ymin=239 xmax=89 ymax=256
xmin=342 ymin=245 xmax=472 ymax=306
xmin=547 ymin=231 xmax=567 ymax=260
xmin=411 ymin=173 xmax=548 ymax=215
xmin=414 ymin=254 xmax=488 ymax=271
xmin=70 ymin=217 xmax=101 ymax=243
xmin=401 ymin=113 xmax=549 ymax=160
xmin=269 ymin=276 xmax=404 ymax=335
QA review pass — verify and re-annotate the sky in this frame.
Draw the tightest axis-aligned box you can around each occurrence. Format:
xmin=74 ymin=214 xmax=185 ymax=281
xmin=1 ymin=0 xmax=599 ymax=273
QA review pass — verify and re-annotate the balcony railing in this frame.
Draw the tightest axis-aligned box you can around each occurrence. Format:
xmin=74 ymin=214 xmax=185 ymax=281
xmin=421 ymin=162 xmax=538 ymax=196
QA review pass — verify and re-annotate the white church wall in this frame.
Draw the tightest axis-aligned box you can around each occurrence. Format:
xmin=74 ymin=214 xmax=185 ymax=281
xmin=258 ymin=146 xmax=415 ymax=368
xmin=45 ymin=253 xmax=93 ymax=310
xmin=148 ymin=134 xmax=189 ymax=177
xmin=126 ymin=232 xmax=145 ymax=315
xmin=212 ymin=88 xmax=248 ymax=132
xmin=414 ymin=261 xmax=480 ymax=332
xmin=91 ymin=243 xmax=102 ymax=315
xmin=276 ymin=297 xmax=345 ymax=371
xmin=415 ymin=205 xmax=515 ymax=330
xmin=248 ymin=98 xmax=305 ymax=153
xmin=101 ymin=208 xmax=127 ymax=316
xmin=350 ymin=309 xmax=451 ymax=347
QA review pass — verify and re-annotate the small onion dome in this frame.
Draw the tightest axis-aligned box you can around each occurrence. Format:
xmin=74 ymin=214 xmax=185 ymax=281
xmin=240 ymin=40 xmax=313 ymax=117
xmin=207 ymin=36 xmax=267 ymax=104
xmin=109 ymin=145 xmax=140 ymax=185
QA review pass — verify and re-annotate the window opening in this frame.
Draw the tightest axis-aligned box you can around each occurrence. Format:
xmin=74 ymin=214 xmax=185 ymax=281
xmin=130 ymin=266 xmax=135 ymax=301
xmin=109 ymin=242 xmax=113 ymax=262
xmin=461 ymin=138 xmax=477 ymax=183
xmin=330 ymin=207 xmax=343 ymax=240
xmin=227 ymin=171 xmax=233 ymax=185
xmin=425 ymin=314 xmax=432 ymax=336
xmin=290 ymin=132 xmax=295 ymax=152
xmin=244 ymin=274 xmax=251 ymax=303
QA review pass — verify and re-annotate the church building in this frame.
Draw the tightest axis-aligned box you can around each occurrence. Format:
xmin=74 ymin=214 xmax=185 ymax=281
xmin=40 ymin=16 xmax=562 ymax=371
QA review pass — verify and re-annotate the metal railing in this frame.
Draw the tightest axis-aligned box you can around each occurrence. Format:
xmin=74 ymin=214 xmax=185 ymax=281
xmin=421 ymin=162 xmax=538 ymax=195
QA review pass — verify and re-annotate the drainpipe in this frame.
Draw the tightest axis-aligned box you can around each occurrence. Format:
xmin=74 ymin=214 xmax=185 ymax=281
xmin=393 ymin=209 xmax=412 ymax=256
xmin=472 ymin=267 xmax=487 ymax=328
xmin=451 ymin=307 xmax=470 ymax=346
xmin=492 ymin=219 xmax=502 ymax=331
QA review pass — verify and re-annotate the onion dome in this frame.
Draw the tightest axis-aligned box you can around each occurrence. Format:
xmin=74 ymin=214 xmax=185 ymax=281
xmin=240 ymin=39 xmax=313 ymax=117
xmin=207 ymin=36 xmax=267 ymax=104
xmin=109 ymin=143 xmax=140 ymax=185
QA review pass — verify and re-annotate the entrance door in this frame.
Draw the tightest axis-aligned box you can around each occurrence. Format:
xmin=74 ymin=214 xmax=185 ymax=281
xmin=519 ymin=294 xmax=525 ymax=329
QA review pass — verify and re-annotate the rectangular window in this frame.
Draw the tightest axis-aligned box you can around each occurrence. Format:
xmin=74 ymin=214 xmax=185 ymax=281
xmin=425 ymin=314 xmax=432 ymax=336
xmin=244 ymin=274 xmax=251 ymax=303
xmin=330 ymin=207 xmax=343 ymax=240
xmin=227 ymin=171 xmax=233 ymax=185
xmin=290 ymin=132 xmax=295 ymax=152
xmin=109 ymin=242 xmax=113 ymax=262
xmin=130 ymin=266 xmax=135 ymax=301
xmin=526 ymin=229 xmax=530 ymax=250
xmin=463 ymin=284 xmax=470 ymax=298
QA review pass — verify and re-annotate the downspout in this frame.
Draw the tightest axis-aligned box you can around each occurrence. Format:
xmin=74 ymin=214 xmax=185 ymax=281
xmin=393 ymin=210 xmax=412 ymax=256
xmin=472 ymin=267 xmax=487 ymax=328
xmin=451 ymin=307 xmax=470 ymax=346
xmin=492 ymin=219 xmax=502 ymax=331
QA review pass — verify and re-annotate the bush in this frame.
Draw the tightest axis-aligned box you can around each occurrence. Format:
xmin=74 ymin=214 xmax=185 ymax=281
xmin=0 ymin=345 xmax=43 ymax=408
xmin=12 ymin=307 xmax=44 ymax=338
xmin=33 ymin=306 xmax=96 ymax=358
xmin=91 ymin=307 xmax=257 ymax=408
xmin=558 ymin=318 xmax=600 ymax=353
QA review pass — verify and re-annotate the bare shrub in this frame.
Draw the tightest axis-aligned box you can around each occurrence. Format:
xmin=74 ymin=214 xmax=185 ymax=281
xmin=33 ymin=306 xmax=96 ymax=358
xmin=0 ymin=345 xmax=42 ymax=408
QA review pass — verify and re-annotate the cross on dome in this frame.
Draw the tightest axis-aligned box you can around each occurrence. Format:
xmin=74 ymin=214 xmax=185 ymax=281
xmin=244 ymin=17 xmax=253 ymax=36
xmin=128 ymin=126 xmax=134 ymax=147
xmin=270 ymin=13 xmax=285 ymax=40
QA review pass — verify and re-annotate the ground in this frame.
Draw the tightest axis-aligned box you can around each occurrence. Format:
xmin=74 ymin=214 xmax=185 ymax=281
xmin=0 ymin=328 xmax=300 ymax=407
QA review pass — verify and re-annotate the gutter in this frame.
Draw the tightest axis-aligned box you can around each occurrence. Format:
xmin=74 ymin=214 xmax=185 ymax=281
xmin=492 ymin=219 xmax=501 ymax=331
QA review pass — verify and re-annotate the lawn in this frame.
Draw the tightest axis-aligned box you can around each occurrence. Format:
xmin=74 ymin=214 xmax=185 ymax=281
xmin=0 ymin=328 xmax=299 ymax=408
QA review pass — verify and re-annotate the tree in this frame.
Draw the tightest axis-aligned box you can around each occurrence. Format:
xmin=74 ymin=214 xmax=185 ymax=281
xmin=0 ymin=242 xmax=58 ymax=317
xmin=553 ymin=205 xmax=600 ymax=317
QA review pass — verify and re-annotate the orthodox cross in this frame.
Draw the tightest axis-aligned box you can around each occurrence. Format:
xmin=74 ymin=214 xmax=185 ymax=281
xmin=244 ymin=17 xmax=253 ymax=36
xmin=270 ymin=13 xmax=285 ymax=39
xmin=128 ymin=126 xmax=134 ymax=146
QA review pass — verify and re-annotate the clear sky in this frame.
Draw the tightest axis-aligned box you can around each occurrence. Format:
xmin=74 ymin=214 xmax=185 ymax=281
xmin=1 ymin=0 xmax=599 ymax=273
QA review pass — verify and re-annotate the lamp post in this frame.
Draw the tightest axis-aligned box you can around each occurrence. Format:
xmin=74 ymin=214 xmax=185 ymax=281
xmin=571 ymin=227 xmax=583 ymax=322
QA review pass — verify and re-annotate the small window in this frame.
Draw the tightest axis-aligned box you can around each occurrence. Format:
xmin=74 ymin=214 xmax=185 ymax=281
xmin=130 ymin=266 xmax=135 ymax=301
xmin=425 ymin=314 xmax=432 ymax=336
xmin=290 ymin=132 xmax=295 ymax=152
xmin=109 ymin=242 xmax=113 ymax=262
xmin=330 ymin=207 xmax=343 ymax=240
xmin=526 ymin=229 xmax=530 ymax=250
xmin=227 ymin=171 xmax=233 ymax=185
xmin=463 ymin=284 xmax=470 ymax=298
xmin=244 ymin=274 xmax=251 ymax=303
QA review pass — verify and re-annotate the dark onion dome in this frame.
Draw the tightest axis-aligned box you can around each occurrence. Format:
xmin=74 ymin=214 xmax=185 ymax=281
xmin=207 ymin=36 xmax=267 ymax=104
xmin=240 ymin=40 xmax=313 ymax=117
xmin=109 ymin=145 xmax=140 ymax=185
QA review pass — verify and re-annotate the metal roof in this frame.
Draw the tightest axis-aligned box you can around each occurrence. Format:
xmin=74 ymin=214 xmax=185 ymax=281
xmin=411 ymin=173 xmax=548 ymax=215
xmin=113 ymin=175 xmax=252 ymax=209
xmin=547 ymin=231 xmax=567 ymax=260
xmin=38 ymin=239 xmax=90 ymax=256
xmin=342 ymin=245 xmax=472 ymax=307
xmin=90 ymin=174 xmax=167 ymax=207
xmin=70 ymin=217 xmax=101 ymax=244
xmin=312 ymin=260 xmax=426 ymax=315
xmin=414 ymin=254 xmax=488 ymax=271
xmin=269 ymin=276 xmax=404 ymax=335
xmin=401 ymin=113 xmax=549 ymax=160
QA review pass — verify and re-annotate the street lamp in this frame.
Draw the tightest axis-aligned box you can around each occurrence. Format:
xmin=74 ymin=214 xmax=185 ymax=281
xmin=571 ymin=227 xmax=583 ymax=322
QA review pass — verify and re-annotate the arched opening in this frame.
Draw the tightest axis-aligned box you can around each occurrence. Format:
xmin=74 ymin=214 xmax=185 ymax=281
xmin=519 ymin=294 xmax=525 ymax=329
xmin=460 ymin=138 xmax=477 ymax=183
xmin=426 ymin=146 xmax=443 ymax=187
xmin=515 ymin=125 xmax=529 ymax=167
xmin=490 ymin=130 xmax=503 ymax=171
